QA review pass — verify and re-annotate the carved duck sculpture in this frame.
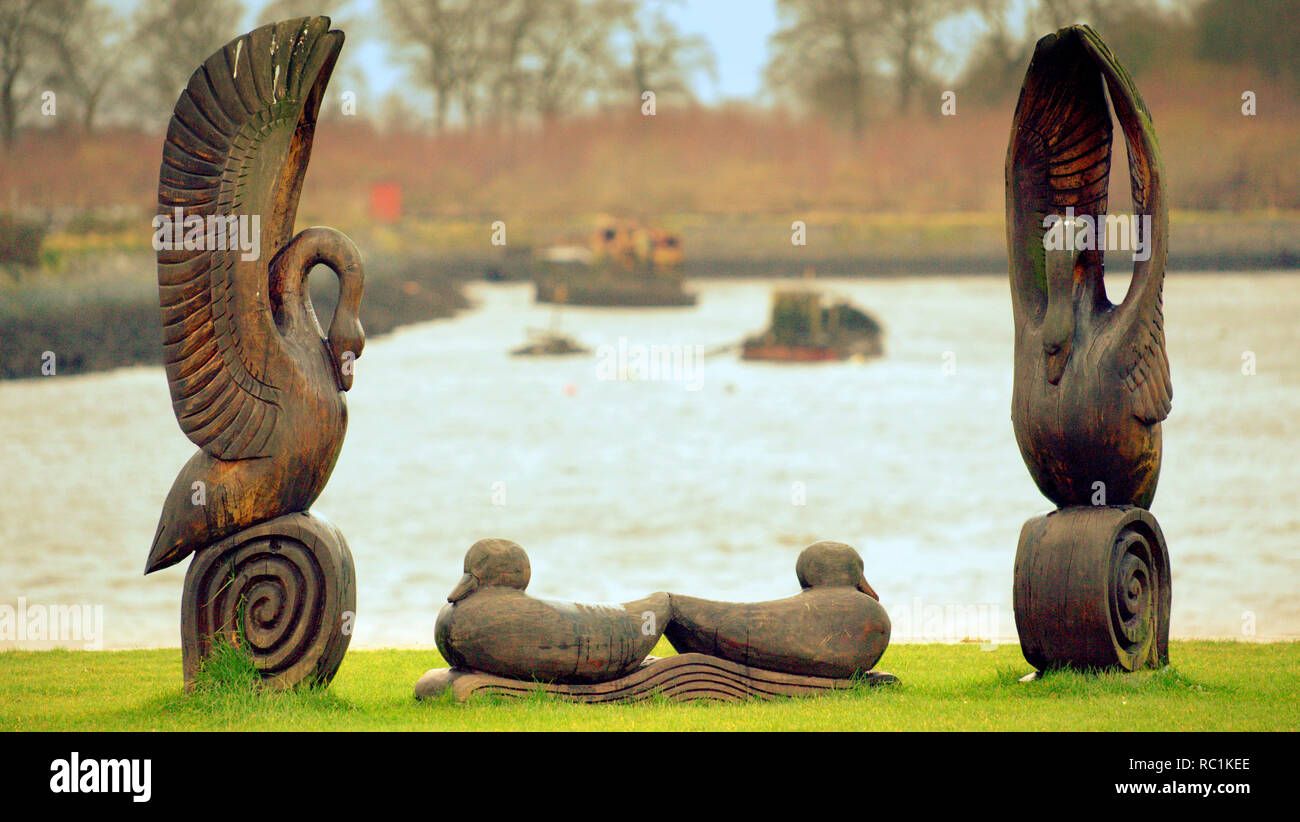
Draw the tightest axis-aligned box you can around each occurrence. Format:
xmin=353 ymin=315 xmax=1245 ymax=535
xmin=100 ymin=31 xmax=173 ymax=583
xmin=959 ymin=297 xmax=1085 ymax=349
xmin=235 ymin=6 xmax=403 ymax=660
xmin=664 ymin=541 xmax=890 ymax=679
xmin=146 ymin=17 xmax=365 ymax=574
xmin=435 ymin=539 xmax=673 ymax=684
xmin=1006 ymin=25 xmax=1171 ymax=509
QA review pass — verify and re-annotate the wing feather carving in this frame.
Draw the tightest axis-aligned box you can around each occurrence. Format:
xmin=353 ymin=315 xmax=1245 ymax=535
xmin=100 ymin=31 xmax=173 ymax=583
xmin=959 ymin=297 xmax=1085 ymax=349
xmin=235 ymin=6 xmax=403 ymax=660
xmin=1006 ymin=26 xmax=1114 ymax=322
xmin=1076 ymin=27 xmax=1171 ymax=425
xmin=156 ymin=17 xmax=344 ymax=460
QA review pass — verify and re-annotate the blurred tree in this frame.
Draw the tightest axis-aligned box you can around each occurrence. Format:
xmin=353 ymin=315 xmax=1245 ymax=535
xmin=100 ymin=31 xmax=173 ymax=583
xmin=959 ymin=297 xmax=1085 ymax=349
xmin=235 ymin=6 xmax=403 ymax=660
xmin=609 ymin=0 xmax=717 ymax=109
xmin=381 ymin=0 xmax=480 ymax=133
xmin=959 ymin=0 xmax=1028 ymax=103
xmin=481 ymin=0 xmax=545 ymax=127
xmin=871 ymin=0 xmax=952 ymax=116
xmin=36 ymin=0 xmax=132 ymax=135
xmin=0 ymin=0 xmax=60 ymax=147
xmin=257 ymin=0 xmax=345 ymax=24
xmin=1197 ymin=0 xmax=1300 ymax=91
xmin=382 ymin=0 xmax=714 ymax=130
xmin=131 ymin=0 xmax=244 ymax=123
xmin=766 ymin=0 xmax=960 ymax=130
xmin=960 ymin=0 xmax=1194 ymax=102
xmin=765 ymin=0 xmax=878 ymax=134
xmin=521 ymin=0 xmax=626 ymax=124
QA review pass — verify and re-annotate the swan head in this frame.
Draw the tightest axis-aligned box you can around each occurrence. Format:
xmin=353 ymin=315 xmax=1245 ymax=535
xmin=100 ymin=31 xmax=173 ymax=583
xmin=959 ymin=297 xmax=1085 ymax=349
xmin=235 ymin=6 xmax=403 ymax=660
xmin=328 ymin=307 xmax=364 ymax=392
xmin=447 ymin=538 xmax=531 ymax=603
xmin=1042 ymin=220 xmax=1081 ymax=385
xmin=325 ymin=240 xmax=365 ymax=392
xmin=796 ymin=541 xmax=878 ymax=600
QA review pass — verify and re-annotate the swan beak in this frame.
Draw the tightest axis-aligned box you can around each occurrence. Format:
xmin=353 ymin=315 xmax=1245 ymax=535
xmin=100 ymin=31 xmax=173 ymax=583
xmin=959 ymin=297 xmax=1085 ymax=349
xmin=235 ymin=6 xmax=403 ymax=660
xmin=1043 ymin=338 xmax=1072 ymax=385
xmin=448 ymin=573 xmax=478 ymax=603
xmin=328 ymin=324 xmax=364 ymax=392
xmin=857 ymin=577 xmax=880 ymax=601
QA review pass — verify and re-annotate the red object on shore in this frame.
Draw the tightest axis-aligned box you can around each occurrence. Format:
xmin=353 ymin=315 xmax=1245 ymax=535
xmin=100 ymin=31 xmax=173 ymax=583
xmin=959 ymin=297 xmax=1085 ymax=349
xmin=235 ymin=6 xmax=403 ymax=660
xmin=370 ymin=182 xmax=402 ymax=223
xmin=741 ymin=343 xmax=843 ymax=362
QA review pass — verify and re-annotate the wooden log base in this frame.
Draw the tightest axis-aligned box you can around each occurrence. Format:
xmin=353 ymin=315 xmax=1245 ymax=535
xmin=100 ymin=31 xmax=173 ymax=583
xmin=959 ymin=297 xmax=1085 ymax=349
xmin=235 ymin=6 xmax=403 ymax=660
xmin=182 ymin=512 xmax=357 ymax=691
xmin=1014 ymin=505 xmax=1171 ymax=673
xmin=414 ymin=653 xmax=899 ymax=703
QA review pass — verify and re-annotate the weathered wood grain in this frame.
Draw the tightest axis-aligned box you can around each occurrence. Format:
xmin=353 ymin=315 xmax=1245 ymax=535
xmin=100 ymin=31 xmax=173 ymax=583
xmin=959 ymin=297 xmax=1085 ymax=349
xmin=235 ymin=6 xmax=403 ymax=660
xmin=148 ymin=16 xmax=365 ymax=575
xmin=430 ymin=540 xmax=895 ymax=697
xmin=150 ymin=17 xmax=363 ymax=690
xmin=182 ymin=512 xmax=356 ymax=690
xmin=1013 ymin=506 xmax=1171 ymax=671
xmin=1006 ymin=25 xmax=1170 ymax=510
xmin=435 ymin=539 xmax=673 ymax=684
xmin=1006 ymin=27 xmax=1175 ymax=674
xmin=415 ymin=653 xmax=899 ymax=704
xmin=664 ymin=541 xmax=890 ymax=679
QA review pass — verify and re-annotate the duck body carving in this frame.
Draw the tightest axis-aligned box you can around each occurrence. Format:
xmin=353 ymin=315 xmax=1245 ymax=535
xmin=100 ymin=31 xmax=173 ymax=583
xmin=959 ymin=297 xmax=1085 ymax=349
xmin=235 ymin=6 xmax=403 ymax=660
xmin=435 ymin=540 xmax=671 ymax=684
xmin=146 ymin=18 xmax=364 ymax=574
xmin=664 ymin=542 xmax=890 ymax=679
xmin=1006 ymin=25 xmax=1170 ymax=510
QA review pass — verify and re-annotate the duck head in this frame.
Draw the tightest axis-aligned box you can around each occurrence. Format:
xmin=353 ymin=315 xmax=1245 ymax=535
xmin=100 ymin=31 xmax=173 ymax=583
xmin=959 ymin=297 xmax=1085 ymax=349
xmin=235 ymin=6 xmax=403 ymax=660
xmin=447 ymin=538 xmax=531 ymax=603
xmin=796 ymin=541 xmax=879 ymax=600
xmin=1041 ymin=219 xmax=1081 ymax=386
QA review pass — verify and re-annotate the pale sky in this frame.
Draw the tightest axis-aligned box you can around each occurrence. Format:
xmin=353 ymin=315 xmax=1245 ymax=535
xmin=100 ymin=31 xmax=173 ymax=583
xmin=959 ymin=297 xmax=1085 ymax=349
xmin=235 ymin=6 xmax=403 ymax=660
xmin=322 ymin=0 xmax=786 ymax=103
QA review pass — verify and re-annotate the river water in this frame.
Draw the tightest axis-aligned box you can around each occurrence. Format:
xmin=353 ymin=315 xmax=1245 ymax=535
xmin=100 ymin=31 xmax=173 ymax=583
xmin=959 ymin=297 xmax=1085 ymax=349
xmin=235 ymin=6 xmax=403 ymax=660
xmin=1 ymin=273 xmax=1297 ymax=649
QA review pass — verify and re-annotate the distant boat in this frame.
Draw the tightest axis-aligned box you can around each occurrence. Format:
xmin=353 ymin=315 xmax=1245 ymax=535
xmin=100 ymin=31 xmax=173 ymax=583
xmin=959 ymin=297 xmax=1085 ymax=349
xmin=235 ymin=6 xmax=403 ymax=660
xmin=510 ymin=329 xmax=590 ymax=357
xmin=532 ymin=218 xmax=696 ymax=308
xmin=511 ymin=295 xmax=590 ymax=356
xmin=742 ymin=289 xmax=884 ymax=363
xmin=534 ymin=275 xmax=697 ymax=307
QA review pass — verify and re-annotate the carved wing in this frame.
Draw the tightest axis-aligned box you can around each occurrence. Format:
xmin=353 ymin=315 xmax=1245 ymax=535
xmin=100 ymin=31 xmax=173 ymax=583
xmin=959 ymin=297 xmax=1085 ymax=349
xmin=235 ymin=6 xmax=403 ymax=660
xmin=1005 ymin=26 xmax=1113 ymax=325
xmin=1076 ymin=27 xmax=1171 ymax=424
xmin=157 ymin=17 xmax=343 ymax=459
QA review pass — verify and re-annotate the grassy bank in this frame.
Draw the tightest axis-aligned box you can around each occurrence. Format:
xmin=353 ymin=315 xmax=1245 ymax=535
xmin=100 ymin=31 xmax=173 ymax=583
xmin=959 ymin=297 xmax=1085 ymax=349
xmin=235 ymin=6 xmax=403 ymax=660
xmin=2 ymin=641 xmax=1295 ymax=731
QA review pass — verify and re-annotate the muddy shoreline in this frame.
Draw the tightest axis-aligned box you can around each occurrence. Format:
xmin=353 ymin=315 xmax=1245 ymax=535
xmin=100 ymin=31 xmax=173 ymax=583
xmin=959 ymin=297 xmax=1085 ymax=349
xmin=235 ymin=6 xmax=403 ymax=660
xmin=0 ymin=255 xmax=476 ymax=381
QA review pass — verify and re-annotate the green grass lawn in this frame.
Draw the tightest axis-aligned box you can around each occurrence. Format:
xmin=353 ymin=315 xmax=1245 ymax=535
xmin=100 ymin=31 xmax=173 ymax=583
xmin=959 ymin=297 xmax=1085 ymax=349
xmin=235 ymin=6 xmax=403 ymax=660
xmin=2 ymin=641 xmax=1296 ymax=731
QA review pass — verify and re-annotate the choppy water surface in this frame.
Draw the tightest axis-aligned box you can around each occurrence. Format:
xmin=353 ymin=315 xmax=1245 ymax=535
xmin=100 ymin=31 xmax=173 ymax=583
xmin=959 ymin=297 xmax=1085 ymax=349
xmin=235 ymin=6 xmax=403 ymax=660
xmin=2 ymin=273 xmax=1297 ymax=648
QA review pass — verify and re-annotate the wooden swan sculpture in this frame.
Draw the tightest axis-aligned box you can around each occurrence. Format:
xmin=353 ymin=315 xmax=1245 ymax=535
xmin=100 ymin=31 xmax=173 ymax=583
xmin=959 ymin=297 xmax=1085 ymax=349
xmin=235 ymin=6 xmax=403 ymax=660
xmin=665 ymin=541 xmax=890 ymax=679
xmin=147 ymin=17 xmax=363 ymax=689
xmin=417 ymin=541 xmax=896 ymax=702
xmin=1007 ymin=24 xmax=1170 ymax=510
xmin=1006 ymin=26 xmax=1172 ymax=672
xmin=433 ymin=539 xmax=672 ymax=684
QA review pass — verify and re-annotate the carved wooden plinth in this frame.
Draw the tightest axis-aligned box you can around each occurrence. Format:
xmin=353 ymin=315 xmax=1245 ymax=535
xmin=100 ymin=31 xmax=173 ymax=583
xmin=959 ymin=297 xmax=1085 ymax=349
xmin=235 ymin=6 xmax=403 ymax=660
xmin=1013 ymin=506 xmax=1170 ymax=672
xmin=182 ymin=512 xmax=356 ymax=690
xmin=414 ymin=653 xmax=899 ymax=704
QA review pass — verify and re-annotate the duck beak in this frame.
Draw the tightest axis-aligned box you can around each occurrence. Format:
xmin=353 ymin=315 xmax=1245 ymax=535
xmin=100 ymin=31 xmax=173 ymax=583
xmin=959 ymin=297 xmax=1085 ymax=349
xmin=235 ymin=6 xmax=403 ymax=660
xmin=857 ymin=577 xmax=879 ymax=601
xmin=448 ymin=573 xmax=478 ymax=603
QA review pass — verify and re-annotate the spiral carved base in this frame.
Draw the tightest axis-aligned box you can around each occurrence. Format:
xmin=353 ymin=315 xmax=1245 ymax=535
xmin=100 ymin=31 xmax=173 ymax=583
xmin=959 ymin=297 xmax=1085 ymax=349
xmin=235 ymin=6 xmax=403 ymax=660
xmin=181 ymin=512 xmax=356 ymax=691
xmin=1014 ymin=506 xmax=1171 ymax=672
